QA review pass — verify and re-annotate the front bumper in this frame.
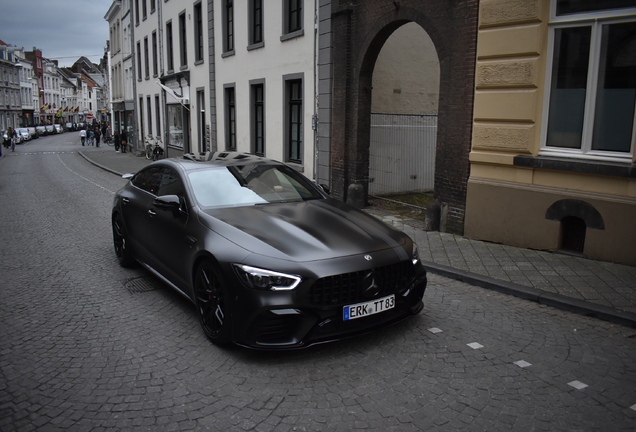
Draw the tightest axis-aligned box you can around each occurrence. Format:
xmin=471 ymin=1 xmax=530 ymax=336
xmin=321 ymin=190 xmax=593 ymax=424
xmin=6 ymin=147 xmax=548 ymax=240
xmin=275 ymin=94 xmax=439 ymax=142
xmin=227 ymin=258 xmax=427 ymax=349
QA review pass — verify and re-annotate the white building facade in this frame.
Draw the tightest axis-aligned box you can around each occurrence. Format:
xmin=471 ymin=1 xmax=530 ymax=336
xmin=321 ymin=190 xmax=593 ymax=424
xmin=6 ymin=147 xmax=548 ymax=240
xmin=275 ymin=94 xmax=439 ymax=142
xmin=106 ymin=0 xmax=136 ymax=141
xmin=109 ymin=0 xmax=321 ymax=171
xmin=126 ymin=0 xmax=211 ymax=156
xmin=213 ymin=0 xmax=319 ymax=179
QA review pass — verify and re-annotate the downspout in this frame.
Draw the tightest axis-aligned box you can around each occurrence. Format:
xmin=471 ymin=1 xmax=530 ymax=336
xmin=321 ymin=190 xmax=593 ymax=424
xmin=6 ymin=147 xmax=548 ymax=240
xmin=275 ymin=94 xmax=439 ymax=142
xmin=130 ymin=3 xmax=140 ymax=154
xmin=313 ymin=0 xmax=319 ymax=182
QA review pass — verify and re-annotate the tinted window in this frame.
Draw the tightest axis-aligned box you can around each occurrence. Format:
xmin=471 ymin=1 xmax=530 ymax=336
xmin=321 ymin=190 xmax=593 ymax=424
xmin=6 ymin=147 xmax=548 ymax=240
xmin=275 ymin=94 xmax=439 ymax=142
xmin=157 ymin=168 xmax=185 ymax=196
xmin=132 ymin=167 xmax=163 ymax=195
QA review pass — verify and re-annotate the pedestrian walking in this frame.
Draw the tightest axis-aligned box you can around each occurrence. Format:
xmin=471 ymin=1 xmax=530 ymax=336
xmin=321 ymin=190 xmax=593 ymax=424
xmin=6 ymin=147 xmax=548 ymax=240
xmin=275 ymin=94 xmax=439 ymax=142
xmin=88 ymin=129 xmax=95 ymax=146
xmin=120 ymin=130 xmax=128 ymax=153
xmin=95 ymin=128 xmax=101 ymax=147
xmin=79 ymin=128 xmax=86 ymax=146
xmin=114 ymin=132 xmax=120 ymax=152
xmin=7 ymin=127 xmax=17 ymax=152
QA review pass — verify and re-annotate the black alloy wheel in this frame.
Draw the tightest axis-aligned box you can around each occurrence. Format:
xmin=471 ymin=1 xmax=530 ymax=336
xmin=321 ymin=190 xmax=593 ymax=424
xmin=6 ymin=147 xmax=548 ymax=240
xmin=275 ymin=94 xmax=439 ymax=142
xmin=112 ymin=214 xmax=135 ymax=267
xmin=194 ymin=260 xmax=231 ymax=345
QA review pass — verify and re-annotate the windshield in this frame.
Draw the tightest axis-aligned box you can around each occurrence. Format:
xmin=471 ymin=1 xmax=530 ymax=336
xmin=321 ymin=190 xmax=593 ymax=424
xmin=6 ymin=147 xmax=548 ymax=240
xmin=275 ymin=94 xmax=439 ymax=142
xmin=188 ymin=164 xmax=323 ymax=208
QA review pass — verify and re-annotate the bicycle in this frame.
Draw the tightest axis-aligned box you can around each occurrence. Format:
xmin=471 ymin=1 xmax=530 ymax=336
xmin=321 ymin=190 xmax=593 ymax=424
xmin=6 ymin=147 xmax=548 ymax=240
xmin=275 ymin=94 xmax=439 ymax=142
xmin=145 ymin=135 xmax=164 ymax=161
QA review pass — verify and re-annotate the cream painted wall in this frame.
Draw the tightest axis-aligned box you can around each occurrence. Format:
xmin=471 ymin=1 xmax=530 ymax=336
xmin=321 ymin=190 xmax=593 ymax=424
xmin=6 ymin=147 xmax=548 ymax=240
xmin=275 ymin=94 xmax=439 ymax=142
xmin=466 ymin=0 xmax=636 ymax=265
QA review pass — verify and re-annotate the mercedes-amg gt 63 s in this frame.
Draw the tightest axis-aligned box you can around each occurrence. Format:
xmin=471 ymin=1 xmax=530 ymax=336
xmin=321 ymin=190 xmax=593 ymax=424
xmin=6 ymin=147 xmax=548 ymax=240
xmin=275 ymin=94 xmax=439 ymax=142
xmin=112 ymin=152 xmax=427 ymax=349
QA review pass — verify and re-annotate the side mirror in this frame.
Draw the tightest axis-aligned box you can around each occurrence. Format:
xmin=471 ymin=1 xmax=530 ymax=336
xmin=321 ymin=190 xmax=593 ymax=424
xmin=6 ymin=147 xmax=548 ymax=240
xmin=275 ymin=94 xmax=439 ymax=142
xmin=154 ymin=195 xmax=186 ymax=217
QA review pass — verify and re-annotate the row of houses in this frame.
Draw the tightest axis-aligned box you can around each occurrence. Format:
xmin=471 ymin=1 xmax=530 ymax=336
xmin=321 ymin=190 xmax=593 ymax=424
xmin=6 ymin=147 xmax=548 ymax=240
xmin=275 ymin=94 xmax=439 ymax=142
xmin=99 ymin=0 xmax=632 ymax=267
xmin=0 ymin=41 xmax=110 ymax=131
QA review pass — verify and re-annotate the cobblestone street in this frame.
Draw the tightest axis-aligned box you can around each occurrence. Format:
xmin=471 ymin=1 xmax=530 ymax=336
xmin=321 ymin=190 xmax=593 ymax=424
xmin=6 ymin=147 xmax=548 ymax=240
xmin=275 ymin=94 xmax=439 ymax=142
xmin=1 ymin=137 xmax=635 ymax=431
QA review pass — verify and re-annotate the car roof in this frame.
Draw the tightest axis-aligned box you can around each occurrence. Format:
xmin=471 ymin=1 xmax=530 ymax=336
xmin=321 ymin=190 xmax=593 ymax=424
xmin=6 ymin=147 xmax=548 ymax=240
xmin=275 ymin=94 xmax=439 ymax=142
xmin=157 ymin=152 xmax=284 ymax=172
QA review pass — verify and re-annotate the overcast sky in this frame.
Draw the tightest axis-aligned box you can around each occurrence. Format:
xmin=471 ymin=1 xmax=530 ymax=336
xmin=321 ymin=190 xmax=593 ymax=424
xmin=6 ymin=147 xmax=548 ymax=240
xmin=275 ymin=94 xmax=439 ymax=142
xmin=0 ymin=0 xmax=111 ymax=67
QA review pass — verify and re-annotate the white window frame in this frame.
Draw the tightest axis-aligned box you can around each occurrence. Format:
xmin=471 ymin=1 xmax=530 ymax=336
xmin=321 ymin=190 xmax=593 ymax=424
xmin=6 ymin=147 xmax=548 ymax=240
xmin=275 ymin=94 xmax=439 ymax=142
xmin=540 ymin=3 xmax=636 ymax=162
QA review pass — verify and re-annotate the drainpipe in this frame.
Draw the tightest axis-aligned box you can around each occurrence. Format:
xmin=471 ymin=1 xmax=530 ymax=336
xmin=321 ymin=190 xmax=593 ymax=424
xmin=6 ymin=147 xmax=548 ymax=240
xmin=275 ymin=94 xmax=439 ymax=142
xmin=312 ymin=0 xmax=319 ymax=182
xmin=130 ymin=2 xmax=140 ymax=154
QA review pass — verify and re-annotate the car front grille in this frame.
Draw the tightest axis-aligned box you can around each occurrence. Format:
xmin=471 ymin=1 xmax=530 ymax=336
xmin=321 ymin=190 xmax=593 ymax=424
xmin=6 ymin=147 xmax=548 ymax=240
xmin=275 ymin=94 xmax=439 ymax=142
xmin=309 ymin=261 xmax=414 ymax=307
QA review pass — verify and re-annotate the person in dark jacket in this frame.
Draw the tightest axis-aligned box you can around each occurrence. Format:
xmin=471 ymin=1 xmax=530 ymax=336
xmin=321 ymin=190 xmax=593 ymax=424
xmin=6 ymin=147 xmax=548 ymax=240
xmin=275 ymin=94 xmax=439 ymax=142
xmin=120 ymin=130 xmax=128 ymax=153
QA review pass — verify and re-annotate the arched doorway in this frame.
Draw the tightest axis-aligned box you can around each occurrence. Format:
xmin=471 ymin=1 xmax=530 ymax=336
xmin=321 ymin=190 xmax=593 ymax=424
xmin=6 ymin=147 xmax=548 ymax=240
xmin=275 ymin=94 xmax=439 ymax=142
xmin=368 ymin=22 xmax=440 ymax=205
xmin=329 ymin=1 xmax=478 ymax=234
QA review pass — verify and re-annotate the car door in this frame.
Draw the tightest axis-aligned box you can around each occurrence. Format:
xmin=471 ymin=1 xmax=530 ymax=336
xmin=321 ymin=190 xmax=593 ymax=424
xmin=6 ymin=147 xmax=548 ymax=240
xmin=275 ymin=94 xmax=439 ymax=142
xmin=143 ymin=167 xmax=194 ymax=292
xmin=120 ymin=166 xmax=164 ymax=268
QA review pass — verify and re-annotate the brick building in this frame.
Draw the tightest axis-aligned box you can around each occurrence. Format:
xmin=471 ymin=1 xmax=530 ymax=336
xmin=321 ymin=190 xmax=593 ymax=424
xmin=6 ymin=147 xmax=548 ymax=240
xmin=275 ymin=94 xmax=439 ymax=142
xmin=325 ymin=0 xmax=479 ymax=234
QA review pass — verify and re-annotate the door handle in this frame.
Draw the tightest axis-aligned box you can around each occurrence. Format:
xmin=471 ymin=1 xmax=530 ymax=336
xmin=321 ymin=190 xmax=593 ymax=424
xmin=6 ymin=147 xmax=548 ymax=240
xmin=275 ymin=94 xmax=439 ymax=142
xmin=147 ymin=209 xmax=157 ymax=217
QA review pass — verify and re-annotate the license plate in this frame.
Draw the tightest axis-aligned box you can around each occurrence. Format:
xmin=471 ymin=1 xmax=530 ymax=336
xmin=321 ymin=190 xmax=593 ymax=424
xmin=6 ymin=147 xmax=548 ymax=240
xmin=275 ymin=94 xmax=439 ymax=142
xmin=343 ymin=295 xmax=395 ymax=321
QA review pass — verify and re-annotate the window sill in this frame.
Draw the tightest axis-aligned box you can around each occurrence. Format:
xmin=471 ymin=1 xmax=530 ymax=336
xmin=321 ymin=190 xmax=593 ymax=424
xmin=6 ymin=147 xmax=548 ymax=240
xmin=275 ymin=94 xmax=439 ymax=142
xmin=286 ymin=161 xmax=304 ymax=173
xmin=221 ymin=50 xmax=235 ymax=59
xmin=247 ymin=42 xmax=265 ymax=51
xmin=514 ymin=155 xmax=636 ymax=178
xmin=280 ymin=29 xmax=304 ymax=42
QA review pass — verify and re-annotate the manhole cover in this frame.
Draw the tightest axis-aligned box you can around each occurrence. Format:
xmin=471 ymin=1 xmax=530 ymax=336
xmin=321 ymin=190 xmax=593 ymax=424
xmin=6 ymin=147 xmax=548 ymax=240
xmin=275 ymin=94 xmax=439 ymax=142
xmin=122 ymin=276 xmax=160 ymax=294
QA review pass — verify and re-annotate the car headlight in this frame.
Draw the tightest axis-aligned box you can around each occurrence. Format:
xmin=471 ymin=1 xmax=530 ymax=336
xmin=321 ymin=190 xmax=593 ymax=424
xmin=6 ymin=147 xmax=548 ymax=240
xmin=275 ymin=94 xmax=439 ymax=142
xmin=233 ymin=264 xmax=302 ymax=291
xmin=412 ymin=243 xmax=420 ymax=265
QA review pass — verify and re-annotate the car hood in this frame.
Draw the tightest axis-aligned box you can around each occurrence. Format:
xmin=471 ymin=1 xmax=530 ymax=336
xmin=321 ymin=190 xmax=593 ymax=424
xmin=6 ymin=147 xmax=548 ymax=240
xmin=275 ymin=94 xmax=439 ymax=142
xmin=199 ymin=199 xmax=408 ymax=262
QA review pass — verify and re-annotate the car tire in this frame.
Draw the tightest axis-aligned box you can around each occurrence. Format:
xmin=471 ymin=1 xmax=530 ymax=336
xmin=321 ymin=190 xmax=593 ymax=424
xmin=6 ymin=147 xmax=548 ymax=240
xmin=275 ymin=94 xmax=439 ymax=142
xmin=194 ymin=260 xmax=232 ymax=345
xmin=112 ymin=214 xmax=135 ymax=267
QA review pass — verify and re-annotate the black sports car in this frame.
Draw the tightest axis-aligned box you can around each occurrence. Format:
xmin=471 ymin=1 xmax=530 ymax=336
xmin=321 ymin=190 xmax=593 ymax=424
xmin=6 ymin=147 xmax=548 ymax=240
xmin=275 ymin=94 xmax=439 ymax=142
xmin=112 ymin=152 xmax=427 ymax=349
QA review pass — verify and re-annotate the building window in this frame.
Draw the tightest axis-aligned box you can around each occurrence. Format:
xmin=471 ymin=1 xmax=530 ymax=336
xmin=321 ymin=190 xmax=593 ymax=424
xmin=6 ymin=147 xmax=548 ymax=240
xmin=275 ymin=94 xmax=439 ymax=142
xmin=223 ymin=0 xmax=234 ymax=55
xmin=142 ymin=0 xmax=147 ymax=20
xmin=285 ymin=78 xmax=303 ymax=163
xmin=283 ymin=0 xmax=303 ymax=37
xmin=251 ymin=81 xmax=265 ymax=155
xmin=147 ymin=96 xmax=153 ymax=136
xmin=144 ymin=37 xmax=150 ymax=79
xmin=197 ymin=89 xmax=206 ymax=153
xmin=166 ymin=21 xmax=174 ymax=71
xmin=194 ymin=2 xmax=204 ymax=63
xmin=155 ymin=95 xmax=161 ymax=137
xmin=249 ymin=0 xmax=263 ymax=47
xmin=139 ymin=96 xmax=145 ymax=142
xmin=152 ymin=31 xmax=158 ymax=76
xmin=150 ymin=0 xmax=156 ymax=13
xmin=225 ymin=85 xmax=236 ymax=151
xmin=135 ymin=0 xmax=140 ymax=25
xmin=543 ymin=2 xmax=636 ymax=160
xmin=136 ymin=42 xmax=142 ymax=80
xmin=167 ymin=104 xmax=184 ymax=149
xmin=179 ymin=12 xmax=188 ymax=67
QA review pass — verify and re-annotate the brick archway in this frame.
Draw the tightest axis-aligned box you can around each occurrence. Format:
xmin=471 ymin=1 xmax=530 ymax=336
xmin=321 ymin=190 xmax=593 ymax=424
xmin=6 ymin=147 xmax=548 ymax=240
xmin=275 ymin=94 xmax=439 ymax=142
xmin=330 ymin=1 xmax=478 ymax=233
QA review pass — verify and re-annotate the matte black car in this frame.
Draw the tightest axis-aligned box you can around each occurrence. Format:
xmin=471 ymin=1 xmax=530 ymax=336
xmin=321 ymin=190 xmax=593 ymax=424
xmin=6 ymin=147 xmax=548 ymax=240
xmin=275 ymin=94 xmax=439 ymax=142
xmin=112 ymin=152 xmax=427 ymax=349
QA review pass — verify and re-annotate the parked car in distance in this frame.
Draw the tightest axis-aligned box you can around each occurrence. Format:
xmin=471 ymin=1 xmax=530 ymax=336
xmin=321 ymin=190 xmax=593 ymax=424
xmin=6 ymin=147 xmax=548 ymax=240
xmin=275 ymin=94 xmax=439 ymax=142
xmin=45 ymin=125 xmax=56 ymax=135
xmin=64 ymin=122 xmax=75 ymax=132
xmin=27 ymin=127 xmax=38 ymax=138
xmin=54 ymin=124 xmax=63 ymax=134
xmin=17 ymin=128 xmax=31 ymax=142
xmin=35 ymin=125 xmax=47 ymax=136
xmin=112 ymin=152 xmax=427 ymax=349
